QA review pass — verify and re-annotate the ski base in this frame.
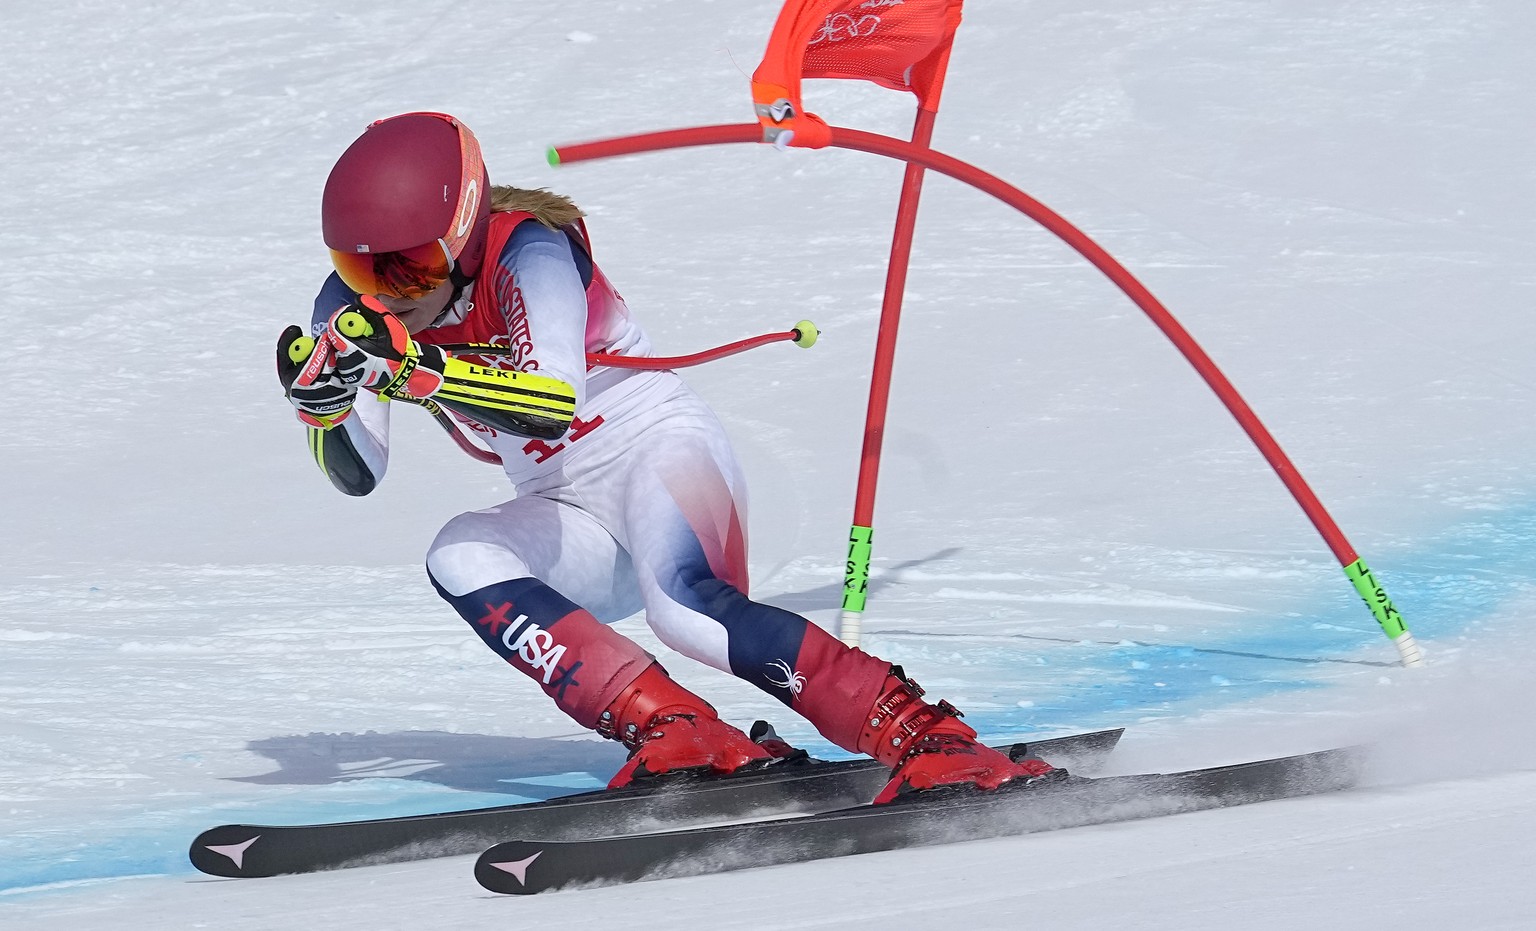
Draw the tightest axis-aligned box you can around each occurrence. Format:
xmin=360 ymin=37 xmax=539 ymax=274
xmin=475 ymin=745 xmax=1364 ymax=894
xmin=189 ymin=727 xmax=1122 ymax=878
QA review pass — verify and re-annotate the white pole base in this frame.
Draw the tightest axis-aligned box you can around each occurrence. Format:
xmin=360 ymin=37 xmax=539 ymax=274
xmin=1394 ymin=631 xmax=1426 ymax=668
xmin=837 ymin=609 xmax=863 ymax=648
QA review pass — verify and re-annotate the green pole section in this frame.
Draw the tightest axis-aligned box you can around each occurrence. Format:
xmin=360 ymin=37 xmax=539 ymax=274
xmin=1343 ymin=558 xmax=1409 ymax=640
xmin=842 ymin=525 xmax=874 ymax=613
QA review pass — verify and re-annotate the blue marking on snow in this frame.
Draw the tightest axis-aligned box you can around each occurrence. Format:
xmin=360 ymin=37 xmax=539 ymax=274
xmin=788 ymin=501 xmax=1536 ymax=756
xmin=5 ymin=505 xmax=1533 ymax=897
xmin=940 ymin=501 xmax=1536 ymax=742
xmin=0 ymin=779 xmax=603 ymax=897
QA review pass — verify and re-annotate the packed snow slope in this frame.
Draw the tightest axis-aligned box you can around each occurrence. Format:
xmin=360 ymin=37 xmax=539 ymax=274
xmin=4 ymin=1 xmax=1536 ymax=927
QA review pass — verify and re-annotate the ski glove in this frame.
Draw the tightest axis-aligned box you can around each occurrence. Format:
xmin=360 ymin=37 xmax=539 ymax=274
xmin=323 ymin=300 xmax=579 ymax=440
xmin=276 ymin=325 xmax=357 ymax=430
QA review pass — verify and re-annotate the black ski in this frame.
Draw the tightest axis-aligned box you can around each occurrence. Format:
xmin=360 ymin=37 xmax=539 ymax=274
xmin=189 ymin=727 xmax=1122 ymax=878
xmin=474 ymin=745 xmax=1363 ymax=894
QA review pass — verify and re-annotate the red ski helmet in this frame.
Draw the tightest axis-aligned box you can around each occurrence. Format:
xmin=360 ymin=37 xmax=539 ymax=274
xmin=322 ymin=112 xmax=491 ymax=298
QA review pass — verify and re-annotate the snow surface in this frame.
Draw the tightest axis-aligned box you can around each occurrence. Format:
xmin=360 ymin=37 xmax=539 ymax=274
xmin=4 ymin=0 xmax=1536 ymax=927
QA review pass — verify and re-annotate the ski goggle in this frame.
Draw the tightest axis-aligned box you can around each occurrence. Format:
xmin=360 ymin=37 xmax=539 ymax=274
xmin=329 ymin=239 xmax=453 ymax=299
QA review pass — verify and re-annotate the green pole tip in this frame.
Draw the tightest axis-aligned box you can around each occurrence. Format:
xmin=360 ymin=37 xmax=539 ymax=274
xmin=546 ymin=147 xmax=561 ymax=167
xmin=792 ymin=320 xmax=819 ymax=348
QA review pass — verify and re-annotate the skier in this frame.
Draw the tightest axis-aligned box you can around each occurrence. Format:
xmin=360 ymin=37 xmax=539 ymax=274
xmin=277 ymin=111 xmax=1060 ymax=802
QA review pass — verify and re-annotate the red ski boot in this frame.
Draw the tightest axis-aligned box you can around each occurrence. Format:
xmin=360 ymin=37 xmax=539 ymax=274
xmin=599 ymin=663 xmax=777 ymax=788
xmin=856 ymin=668 xmax=1064 ymax=804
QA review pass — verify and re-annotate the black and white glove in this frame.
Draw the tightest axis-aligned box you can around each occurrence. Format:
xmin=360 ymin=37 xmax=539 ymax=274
xmin=276 ymin=325 xmax=357 ymax=430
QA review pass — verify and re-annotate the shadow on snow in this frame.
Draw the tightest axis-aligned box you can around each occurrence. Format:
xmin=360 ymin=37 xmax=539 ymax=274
xmin=231 ymin=731 xmax=628 ymax=799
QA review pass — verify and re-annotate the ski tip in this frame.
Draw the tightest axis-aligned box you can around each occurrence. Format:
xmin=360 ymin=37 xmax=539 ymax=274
xmin=546 ymin=146 xmax=562 ymax=167
xmin=476 ymin=843 xmax=548 ymax=895
xmin=188 ymin=829 xmax=265 ymax=878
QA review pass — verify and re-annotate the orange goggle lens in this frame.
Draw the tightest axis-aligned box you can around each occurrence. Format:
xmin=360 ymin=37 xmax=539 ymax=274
xmin=329 ymin=240 xmax=452 ymax=299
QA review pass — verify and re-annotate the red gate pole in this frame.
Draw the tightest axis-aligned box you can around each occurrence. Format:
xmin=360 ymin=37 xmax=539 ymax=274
xmin=837 ymin=104 xmax=940 ymax=647
xmin=548 ymin=123 xmax=1425 ymax=668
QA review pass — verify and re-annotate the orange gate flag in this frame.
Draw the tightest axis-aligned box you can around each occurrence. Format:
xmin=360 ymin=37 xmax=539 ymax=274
xmin=752 ymin=0 xmax=964 ymax=148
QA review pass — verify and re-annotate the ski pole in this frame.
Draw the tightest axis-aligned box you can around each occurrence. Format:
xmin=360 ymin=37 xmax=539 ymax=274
xmin=410 ymin=321 xmax=820 ymax=465
xmin=432 ymin=321 xmax=820 ymax=370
